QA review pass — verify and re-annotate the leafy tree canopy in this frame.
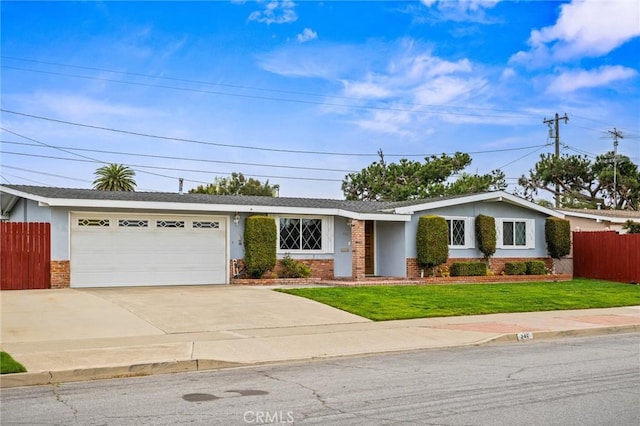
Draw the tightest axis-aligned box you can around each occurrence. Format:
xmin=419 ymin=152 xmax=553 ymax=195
xmin=92 ymin=163 xmax=136 ymax=191
xmin=518 ymin=152 xmax=639 ymax=210
xmin=342 ymin=151 xmax=506 ymax=201
xmin=189 ymin=172 xmax=279 ymax=196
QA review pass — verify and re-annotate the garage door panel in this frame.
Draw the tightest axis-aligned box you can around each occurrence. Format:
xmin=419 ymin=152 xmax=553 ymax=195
xmin=71 ymin=213 xmax=228 ymax=288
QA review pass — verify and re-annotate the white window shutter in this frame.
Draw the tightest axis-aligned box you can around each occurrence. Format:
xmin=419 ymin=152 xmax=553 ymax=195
xmin=495 ymin=219 xmax=503 ymax=249
xmin=526 ymin=219 xmax=536 ymax=249
xmin=467 ymin=217 xmax=476 ymax=248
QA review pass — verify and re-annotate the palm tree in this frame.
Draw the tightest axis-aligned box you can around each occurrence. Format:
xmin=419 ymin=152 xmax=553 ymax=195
xmin=92 ymin=164 xmax=137 ymax=191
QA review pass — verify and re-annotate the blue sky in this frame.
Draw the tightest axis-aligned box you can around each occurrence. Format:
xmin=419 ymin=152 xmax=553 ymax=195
xmin=1 ymin=0 xmax=639 ymax=198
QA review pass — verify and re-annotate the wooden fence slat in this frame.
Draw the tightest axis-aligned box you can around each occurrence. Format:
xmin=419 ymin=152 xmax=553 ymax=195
xmin=1 ymin=222 xmax=51 ymax=290
xmin=573 ymin=231 xmax=640 ymax=283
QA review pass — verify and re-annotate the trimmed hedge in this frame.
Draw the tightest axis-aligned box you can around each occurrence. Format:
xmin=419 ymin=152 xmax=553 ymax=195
xmin=416 ymin=215 xmax=449 ymax=270
xmin=545 ymin=217 xmax=571 ymax=259
xmin=475 ymin=214 xmax=496 ymax=260
xmin=504 ymin=262 xmax=527 ymax=275
xmin=450 ymin=262 xmax=487 ymax=277
xmin=244 ymin=216 xmax=277 ymax=278
xmin=526 ymin=260 xmax=547 ymax=275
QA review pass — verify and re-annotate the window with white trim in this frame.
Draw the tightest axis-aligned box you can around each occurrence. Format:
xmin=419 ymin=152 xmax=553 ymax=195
xmin=276 ymin=216 xmax=333 ymax=253
xmin=444 ymin=217 xmax=475 ymax=249
xmin=496 ymin=219 xmax=535 ymax=249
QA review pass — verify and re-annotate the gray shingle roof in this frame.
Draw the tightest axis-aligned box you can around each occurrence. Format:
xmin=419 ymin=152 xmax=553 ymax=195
xmin=1 ymin=185 xmax=510 ymax=215
xmin=1 ymin=185 xmax=404 ymax=214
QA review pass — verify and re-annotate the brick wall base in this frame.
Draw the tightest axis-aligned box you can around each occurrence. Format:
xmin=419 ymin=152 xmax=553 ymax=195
xmin=231 ymin=258 xmax=334 ymax=284
xmin=51 ymin=260 xmax=70 ymax=289
xmin=407 ymin=257 xmax=554 ymax=279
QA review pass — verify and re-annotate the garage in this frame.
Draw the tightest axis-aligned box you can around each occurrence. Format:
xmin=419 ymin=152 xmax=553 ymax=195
xmin=70 ymin=212 xmax=227 ymax=288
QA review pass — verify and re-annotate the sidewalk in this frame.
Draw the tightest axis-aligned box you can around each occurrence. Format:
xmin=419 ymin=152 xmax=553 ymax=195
xmin=1 ymin=286 xmax=639 ymax=388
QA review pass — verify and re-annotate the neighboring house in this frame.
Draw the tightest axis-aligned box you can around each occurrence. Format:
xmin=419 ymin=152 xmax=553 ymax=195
xmin=0 ymin=185 xmax=564 ymax=288
xmin=558 ymin=208 xmax=640 ymax=233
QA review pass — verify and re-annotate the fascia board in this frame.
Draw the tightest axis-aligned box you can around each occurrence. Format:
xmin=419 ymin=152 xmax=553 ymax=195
xmin=394 ymin=191 xmax=565 ymax=219
xmin=0 ymin=186 xmax=51 ymax=205
xmin=561 ymin=210 xmax=632 ymax=224
xmin=22 ymin=198 xmax=412 ymax=221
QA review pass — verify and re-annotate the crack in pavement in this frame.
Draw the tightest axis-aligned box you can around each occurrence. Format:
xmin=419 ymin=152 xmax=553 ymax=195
xmin=51 ymin=384 xmax=78 ymax=421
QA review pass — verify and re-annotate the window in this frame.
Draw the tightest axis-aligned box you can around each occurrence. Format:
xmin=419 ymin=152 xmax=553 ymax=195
xmin=446 ymin=219 xmax=466 ymax=246
xmin=279 ymin=218 xmax=322 ymax=250
xmin=78 ymin=218 xmax=110 ymax=227
xmin=193 ymin=221 xmax=220 ymax=229
xmin=118 ymin=219 xmax=148 ymax=228
xmin=156 ymin=220 xmax=185 ymax=228
xmin=496 ymin=219 xmax=535 ymax=249
xmin=443 ymin=217 xmax=474 ymax=249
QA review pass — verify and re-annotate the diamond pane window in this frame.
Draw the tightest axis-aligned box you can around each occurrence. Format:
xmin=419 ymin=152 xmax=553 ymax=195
xmin=515 ymin=222 xmax=527 ymax=246
xmin=280 ymin=219 xmax=301 ymax=250
xmin=447 ymin=219 xmax=466 ymax=246
xmin=78 ymin=218 xmax=110 ymax=227
xmin=279 ymin=218 xmax=323 ymax=251
xmin=156 ymin=220 xmax=184 ymax=228
xmin=118 ymin=219 xmax=148 ymax=228
xmin=193 ymin=221 xmax=220 ymax=229
xmin=503 ymin=222 xmax=514 ymax=246
xmin=301 ymin=219 xmax=322 ymax=250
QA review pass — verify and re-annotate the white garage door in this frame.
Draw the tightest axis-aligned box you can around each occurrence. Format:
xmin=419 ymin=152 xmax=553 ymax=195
xmin=70 ymin=213 xmax=227 ymax=288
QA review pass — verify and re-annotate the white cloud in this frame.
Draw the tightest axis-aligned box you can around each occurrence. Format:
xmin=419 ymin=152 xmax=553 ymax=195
xmin=547 ymin=65 xmax=638 ymax=94
xmin=418 ymin=0 xmax=502 ymax=23
xmin=248 ymin=0 xmax=297 ymax=25
xmin=342 ymin=80 xmax=391 ymax=99
xmin=511 ymin=0 xmax=640 ymax=65
xmin=296 ymin=28 xmax=317 ymax=43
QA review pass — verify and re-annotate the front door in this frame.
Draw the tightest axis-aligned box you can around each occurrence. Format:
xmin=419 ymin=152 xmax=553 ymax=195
xmin=364 ymin=221 xmax=375 ymax=275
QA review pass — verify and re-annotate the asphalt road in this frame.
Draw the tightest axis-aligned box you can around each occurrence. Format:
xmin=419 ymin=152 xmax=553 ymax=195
xmin=1 ymin=333 xmax=639 ymax=425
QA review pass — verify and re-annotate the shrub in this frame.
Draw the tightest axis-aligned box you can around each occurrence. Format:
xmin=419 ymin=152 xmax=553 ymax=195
xmin=622 ymin=220 xmax=640 ymax=234
xmin=526 ymin=260 xmax=547 ymax=275
xmin=450 ymin=262 xmax=487 ymax=277
xmin=416 ymin=216 xmax=449 ymax=272
xmin=545 ymin=217 xmax=571 ymax=259
xmin=279 ymin=254 xmax=312 ymax=278
xmin=504 ymin=262 xmax=527 ymax=275
xmin=244 ymin=216 xmax=277 ymax=278
xmin=475 ymin=214 xmax=496 ymax=260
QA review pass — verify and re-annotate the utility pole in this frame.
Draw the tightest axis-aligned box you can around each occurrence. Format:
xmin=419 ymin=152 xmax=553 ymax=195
xmin=543 ymin=113 xmax=569 ymax=208
xmin=607 ymin=128 xmax=623 ymax=209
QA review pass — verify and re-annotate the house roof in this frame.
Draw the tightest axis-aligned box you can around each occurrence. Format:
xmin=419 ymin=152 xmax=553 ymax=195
xmin=558 ymin=208 xmax=640 ymax=223
xmin=0 ymin=185 xmax=563 ymax=221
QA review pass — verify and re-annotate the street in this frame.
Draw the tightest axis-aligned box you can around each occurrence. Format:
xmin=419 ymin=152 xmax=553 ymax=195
xmin=2 ymin=333 xmax=639 ymax=425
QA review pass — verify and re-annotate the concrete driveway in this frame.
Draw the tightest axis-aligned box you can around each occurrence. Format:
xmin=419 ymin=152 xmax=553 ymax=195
xmin=1 ymin=285 xmax=370 ymax=344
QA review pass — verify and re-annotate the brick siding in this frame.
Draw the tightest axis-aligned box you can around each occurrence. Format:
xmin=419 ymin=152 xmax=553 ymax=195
xmin=351 ymin=219 xmax=365 ymax=280
xmin=51 ymin=260 xmax=70 ymax=288
xmin=231 ymin=258 xmax=334 ymax=284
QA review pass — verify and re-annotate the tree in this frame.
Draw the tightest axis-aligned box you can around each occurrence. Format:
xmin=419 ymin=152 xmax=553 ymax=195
xmin=190 ymin=172 xmax=279 ymax=196
xmin=92 ymin=164 xmax=136 ymax=191
xmin=342 ymin=151 xmax=506 ymax=201
xmin=518 ymin=152 xmax=639 ymax=210
xmin=416 ymin=215 xmax=449 ymax=275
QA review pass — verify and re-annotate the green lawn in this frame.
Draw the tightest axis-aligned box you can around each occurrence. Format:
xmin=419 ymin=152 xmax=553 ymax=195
xmin=278 ymin=279 xmax=640 ymax=321
xmin=0 ymin=351 xmax=26 ymax=374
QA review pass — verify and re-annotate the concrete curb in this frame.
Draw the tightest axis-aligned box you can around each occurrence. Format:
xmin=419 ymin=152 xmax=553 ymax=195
xmin=2 ymin=325 xmax=637 ymax=389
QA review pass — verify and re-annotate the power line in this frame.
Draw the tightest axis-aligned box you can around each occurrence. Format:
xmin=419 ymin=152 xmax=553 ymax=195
xmin=1 ymin=151 xmax=344 ymax=183
xmin=0 ymin=109 xmax=551 ymax=158
xmin=0 ymin=140 xmax=357 ymax=174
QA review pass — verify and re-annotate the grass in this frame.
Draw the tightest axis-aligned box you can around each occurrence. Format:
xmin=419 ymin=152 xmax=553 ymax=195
xmin=277 ymin=279 xmax=640 ymax=321
xmin=0 ymin=351 xmax=27 ymax=374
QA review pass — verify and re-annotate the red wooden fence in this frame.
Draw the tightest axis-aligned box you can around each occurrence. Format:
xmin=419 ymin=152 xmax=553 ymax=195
xmin=573 ymin=231 xmax=640 ymax=283
xmin=1 ymin=222 xmax=51 ymax=290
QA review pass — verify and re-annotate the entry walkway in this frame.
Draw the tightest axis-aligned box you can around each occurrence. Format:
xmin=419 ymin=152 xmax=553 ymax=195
xmin=1 ymin=286 xmax=638 ymax=388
